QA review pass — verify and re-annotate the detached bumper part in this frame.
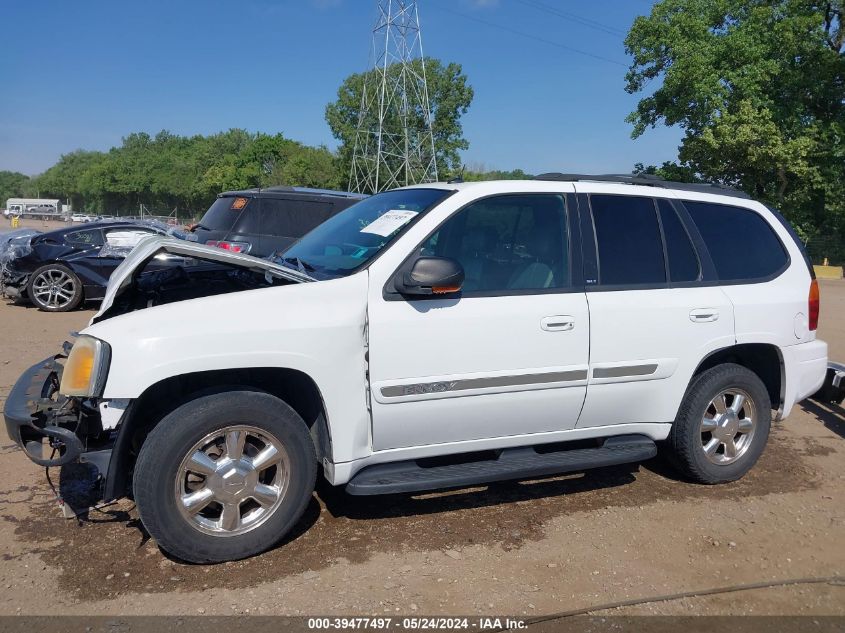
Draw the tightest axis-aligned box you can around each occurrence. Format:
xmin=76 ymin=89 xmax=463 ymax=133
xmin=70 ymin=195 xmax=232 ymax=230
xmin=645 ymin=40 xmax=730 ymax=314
xmin=3 ymin=356 xmax=84 ymax=467
xmin=813 ymin=362 xmax=845 ymax=405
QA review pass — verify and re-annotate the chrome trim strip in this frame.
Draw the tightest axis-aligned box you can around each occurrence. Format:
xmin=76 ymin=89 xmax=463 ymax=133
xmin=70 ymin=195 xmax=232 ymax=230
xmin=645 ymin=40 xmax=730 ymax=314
xmin=593 ymin=364 xmax=658 ymax=379
xmin=380 ymin=369 xmax=589 ymax=398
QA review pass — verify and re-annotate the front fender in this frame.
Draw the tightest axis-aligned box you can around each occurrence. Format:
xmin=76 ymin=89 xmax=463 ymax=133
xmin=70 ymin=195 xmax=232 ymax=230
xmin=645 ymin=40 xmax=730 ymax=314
xmin=85 ymin=273 xmax=372 ymax=463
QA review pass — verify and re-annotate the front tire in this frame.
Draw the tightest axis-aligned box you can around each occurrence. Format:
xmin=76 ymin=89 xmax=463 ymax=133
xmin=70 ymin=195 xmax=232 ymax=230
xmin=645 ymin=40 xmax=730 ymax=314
xmin=134 ymin=389 xmax=317 ymax=563
xmin=27 ymin=263 xmax=83 ymax=312
xmin=666 ymin=363 xmax=771 ymax=484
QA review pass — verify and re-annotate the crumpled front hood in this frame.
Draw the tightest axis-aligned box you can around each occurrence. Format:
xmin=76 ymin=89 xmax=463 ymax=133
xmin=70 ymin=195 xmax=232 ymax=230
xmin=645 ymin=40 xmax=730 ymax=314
xmin=91 ymin=235 xmax=313 ymax=323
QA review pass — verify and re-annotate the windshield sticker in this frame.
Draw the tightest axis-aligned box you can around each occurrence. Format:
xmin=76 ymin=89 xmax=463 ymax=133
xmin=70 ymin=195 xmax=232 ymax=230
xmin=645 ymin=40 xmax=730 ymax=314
xmin=360 ymin=210 xmax=419 ymax=237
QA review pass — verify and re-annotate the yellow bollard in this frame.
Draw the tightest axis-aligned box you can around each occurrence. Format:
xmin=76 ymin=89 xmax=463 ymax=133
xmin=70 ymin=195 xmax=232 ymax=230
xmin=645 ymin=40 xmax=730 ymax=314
xmin=11 ymin=216 xmax=20 ymax=229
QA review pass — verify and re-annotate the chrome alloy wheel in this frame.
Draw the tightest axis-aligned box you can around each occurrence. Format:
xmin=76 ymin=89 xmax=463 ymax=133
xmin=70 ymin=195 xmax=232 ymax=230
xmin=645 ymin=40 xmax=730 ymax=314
xmin=31 ymin=269 xmax=76 ymax=309
xmin=700 ymin=389 xmax=756 ymax=465
xmin=175 ymin=425 xmax=290 ymax=536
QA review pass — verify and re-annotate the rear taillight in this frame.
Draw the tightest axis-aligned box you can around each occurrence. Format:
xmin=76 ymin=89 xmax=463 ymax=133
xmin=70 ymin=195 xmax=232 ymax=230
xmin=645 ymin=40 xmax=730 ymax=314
xmin=205 ymin=240 xmax=250 ymax=253
xmin=809 ymin=279 xmax=820 ymax=331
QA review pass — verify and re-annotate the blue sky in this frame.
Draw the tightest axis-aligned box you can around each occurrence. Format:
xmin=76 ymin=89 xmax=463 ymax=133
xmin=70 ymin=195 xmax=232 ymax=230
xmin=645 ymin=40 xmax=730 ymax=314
xmin=0 ymin=0 xmax=682 ymax=177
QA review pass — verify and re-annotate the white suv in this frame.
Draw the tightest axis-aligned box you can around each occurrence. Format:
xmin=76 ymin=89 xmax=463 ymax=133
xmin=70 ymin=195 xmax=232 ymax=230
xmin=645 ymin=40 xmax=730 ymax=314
xmin=5 ymin=175 xmax=828 ymax=563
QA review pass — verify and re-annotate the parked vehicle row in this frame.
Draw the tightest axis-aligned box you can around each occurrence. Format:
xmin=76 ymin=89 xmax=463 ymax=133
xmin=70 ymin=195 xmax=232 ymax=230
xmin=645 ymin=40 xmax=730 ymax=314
xmin=4 ymin=210 xmax=112 ymax=223
xmin=2 ymin=187 xmax=365 ymax=311
xmin=4 ymin=175 xmax=828 ymax=564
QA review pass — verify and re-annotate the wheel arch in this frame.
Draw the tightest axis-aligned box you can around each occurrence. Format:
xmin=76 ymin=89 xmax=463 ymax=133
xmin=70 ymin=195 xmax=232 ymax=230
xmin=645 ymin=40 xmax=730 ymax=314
xmin=104 ymin=367 xmax=331 ymax=501
xmin=690 ymin=343 xmax=784 ymax=413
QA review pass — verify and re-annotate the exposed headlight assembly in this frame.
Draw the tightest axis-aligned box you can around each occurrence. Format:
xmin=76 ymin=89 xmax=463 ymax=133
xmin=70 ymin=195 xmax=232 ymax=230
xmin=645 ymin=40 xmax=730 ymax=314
xmin=60 ymin=335 xmax=111 ymax=397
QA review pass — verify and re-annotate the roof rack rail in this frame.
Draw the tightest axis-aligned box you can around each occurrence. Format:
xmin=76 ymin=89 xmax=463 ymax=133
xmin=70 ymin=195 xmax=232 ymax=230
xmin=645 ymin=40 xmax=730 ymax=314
xmin=533 ymin=173 xmax=751 ymax=199
xmin=263 ymin=186 xmax=366 ymax=198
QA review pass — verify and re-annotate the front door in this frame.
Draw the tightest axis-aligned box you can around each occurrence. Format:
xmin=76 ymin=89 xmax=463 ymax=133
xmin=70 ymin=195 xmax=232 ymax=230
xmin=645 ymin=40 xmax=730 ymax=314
xmin=367 ymin=192 xmax=590 ymax=451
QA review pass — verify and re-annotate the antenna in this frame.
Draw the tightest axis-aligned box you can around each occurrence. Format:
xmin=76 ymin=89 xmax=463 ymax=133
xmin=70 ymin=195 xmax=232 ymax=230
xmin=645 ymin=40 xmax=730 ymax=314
xmin=349 ymin=0 xmax=438 ymax=194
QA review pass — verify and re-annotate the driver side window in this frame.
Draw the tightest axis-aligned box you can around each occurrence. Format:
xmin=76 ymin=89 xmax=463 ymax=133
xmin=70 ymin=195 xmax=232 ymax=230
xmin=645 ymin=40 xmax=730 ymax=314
xmin=421 ymin=194 xmax=570 ymax=293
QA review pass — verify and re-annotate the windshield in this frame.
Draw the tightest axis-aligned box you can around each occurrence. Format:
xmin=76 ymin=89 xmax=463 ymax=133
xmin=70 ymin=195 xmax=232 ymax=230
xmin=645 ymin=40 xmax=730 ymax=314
xmin=277 ymin=188 xmax=451 ymax=278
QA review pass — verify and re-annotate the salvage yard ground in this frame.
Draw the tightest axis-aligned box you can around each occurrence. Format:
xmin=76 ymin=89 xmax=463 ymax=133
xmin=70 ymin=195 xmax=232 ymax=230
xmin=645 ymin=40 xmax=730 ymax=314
xmin=0 ymin=272 xmax=844 ymax=616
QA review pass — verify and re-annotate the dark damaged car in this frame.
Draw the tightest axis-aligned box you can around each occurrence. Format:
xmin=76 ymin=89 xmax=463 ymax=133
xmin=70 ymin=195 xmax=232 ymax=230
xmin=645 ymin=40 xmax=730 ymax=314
xmin=0 ymin=222 xmax=188 ymax=312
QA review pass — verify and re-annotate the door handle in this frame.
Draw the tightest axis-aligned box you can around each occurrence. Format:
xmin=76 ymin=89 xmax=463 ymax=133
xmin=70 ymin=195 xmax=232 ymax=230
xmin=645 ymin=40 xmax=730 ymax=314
xmin=541 ymin=316 xmax=575 ymax=332
xmin=689 ymin=308 xmax=719 ymax=323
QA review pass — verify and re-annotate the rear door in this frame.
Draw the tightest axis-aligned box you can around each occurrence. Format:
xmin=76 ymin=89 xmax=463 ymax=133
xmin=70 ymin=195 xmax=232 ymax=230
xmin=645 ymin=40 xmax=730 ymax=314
xmin=681 ymin=200 xmax=800 ymax=348
xmin=576 ymin=192 xmax=735 ymax=429
xmin=367 ymin=190 xmax=590 ymax=450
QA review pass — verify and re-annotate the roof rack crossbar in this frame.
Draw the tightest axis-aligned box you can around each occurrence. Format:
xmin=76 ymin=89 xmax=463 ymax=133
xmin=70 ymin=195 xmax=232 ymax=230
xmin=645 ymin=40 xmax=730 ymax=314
xmin=533 ymin=173 xmax=750 ymax=199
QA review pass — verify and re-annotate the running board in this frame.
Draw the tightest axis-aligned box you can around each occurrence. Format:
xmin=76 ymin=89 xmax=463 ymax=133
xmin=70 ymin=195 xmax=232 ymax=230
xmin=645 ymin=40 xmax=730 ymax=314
xmin=346 ymin=434 xmax=657 ymax=496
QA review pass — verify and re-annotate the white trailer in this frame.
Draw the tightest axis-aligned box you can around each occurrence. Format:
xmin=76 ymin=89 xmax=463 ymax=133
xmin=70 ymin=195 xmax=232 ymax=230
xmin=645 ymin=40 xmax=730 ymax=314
xmin=4 ymin=198 xmax=64 ymax=220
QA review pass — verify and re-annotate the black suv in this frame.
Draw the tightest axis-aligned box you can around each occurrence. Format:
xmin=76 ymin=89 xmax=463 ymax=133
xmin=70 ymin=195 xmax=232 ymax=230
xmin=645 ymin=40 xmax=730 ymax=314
xmin=191 ymin=187 xmax=367 ymax=257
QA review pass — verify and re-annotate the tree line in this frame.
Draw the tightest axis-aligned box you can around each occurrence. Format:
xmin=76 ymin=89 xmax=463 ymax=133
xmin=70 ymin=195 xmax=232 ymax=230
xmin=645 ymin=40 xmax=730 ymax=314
xmin=0 ymin=130 xmax=344 ymax=218
xmin=0 ymin=129 xmax=523 ymax=220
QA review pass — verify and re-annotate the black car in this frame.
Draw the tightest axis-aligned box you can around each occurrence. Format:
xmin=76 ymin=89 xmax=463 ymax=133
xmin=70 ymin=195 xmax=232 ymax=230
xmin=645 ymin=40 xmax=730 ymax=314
xmin=191 ymin=186 xmax=367 ymax=257
xmin=0 ymin=222 xmax=178 ymax=312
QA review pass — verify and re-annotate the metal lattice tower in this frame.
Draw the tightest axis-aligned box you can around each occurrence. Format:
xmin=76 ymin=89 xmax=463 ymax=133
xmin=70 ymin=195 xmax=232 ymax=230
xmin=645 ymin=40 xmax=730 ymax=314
xmin=349 ymin=0 xmax=438 ymax=194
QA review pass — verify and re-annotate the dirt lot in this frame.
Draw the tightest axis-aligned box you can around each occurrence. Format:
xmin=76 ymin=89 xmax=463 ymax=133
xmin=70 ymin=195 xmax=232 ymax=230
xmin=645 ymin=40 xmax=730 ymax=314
xmin=3 ymin=218 xmax=81 ymax=233
xmin=0 ymin=280 xmax=843 ymax=617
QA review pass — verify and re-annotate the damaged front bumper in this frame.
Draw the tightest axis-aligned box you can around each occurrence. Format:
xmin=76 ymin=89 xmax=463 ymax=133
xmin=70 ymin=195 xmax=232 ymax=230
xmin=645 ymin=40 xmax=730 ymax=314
xmin=4 ymin=353 xmax=116 ymax=480
xmin=0 ymin=229 xmax=37 ymax=299
xmin=0 ymin=269 xmax=28 ymax=300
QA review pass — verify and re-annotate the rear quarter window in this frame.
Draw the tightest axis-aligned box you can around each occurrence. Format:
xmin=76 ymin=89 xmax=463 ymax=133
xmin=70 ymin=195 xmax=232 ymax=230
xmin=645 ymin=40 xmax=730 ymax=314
xmin=684 ymin=201 xmax=788 ymax=281
xmin=199 ymin=196 xmax=256 ymax=233
xmin=65 ymin=229 xmax=104 ymax=246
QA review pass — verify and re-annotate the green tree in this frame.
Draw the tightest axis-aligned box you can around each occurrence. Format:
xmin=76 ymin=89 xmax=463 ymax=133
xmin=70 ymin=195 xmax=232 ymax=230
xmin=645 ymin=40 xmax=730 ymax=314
xmin=0 ymin=171 xmax=33 ymax=206
xmin=461 ymin=164 xmax=532 ymax=181
xmin=37 ymin=150 xmax=107 ymax=210
xmin=633 ymin=161 xmax=701 ymax=183
xmin=270 ymin=145 xmax=342 ymax=190
xmin=624 ymin=0 xmax=844 ymax=238
xmin=325 ymin=58 xmax=474 ymax=188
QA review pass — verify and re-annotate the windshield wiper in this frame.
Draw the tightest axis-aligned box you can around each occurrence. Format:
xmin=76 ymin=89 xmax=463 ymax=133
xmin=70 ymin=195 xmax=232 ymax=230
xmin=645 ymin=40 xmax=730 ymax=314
xmin=280 ymin=256 xmax=316 ymax=274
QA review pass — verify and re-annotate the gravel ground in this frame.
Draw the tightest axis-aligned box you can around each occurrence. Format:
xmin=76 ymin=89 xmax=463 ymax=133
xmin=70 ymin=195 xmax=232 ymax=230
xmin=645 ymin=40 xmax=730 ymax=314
xmin=0 ymin=279 xmax=843 ymax=617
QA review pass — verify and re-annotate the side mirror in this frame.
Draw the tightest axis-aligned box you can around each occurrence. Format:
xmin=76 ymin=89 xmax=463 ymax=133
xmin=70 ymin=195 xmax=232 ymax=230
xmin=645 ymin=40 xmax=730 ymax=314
xmin=397 ymin=257 xmax=464 ymax=296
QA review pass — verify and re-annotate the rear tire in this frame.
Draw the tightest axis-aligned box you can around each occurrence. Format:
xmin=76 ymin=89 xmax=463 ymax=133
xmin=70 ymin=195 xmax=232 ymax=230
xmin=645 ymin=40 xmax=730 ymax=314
xmin=666 ymin=363 xmax=771 ymax=484
xmin=133 ymin=389 xmax=317 ymax=563
xmin=27 ymin=263 xmax=83 ymax=312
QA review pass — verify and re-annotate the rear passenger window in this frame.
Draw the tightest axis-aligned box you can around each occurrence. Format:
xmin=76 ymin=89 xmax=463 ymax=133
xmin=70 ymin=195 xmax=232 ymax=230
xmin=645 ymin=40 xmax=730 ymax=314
xmin=261 ymin=199 xmax=335 ymax=238
xmin=591 ymin=195 xmax=665 ymax=286
xmin=684 ymin=201 xmax=788 ymax=281
xmin=421 ymin=194 xmax=570 ymax=293
xmin=657 ymin=199 xmax=700 ymax=282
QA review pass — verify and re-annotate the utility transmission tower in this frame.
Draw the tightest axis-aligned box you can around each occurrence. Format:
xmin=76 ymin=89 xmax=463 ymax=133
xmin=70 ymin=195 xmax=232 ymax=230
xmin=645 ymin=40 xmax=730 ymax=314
xmin=349 ymin=0 xmax=438 ymax=194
